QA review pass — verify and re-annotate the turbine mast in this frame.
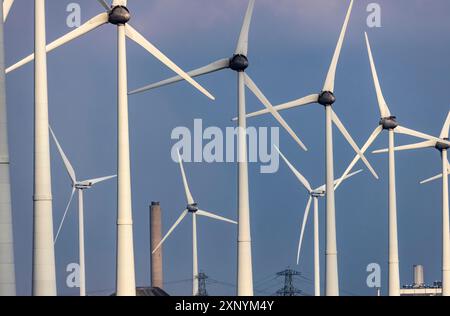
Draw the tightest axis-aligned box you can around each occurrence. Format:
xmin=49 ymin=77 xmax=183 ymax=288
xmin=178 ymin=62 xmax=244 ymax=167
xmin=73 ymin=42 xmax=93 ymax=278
xmin=115 ymin=6 xmax=136 ymax=296
xmin=313 ymin=197 xmax=320 ymax=296
xmin=237 ymin=71 xmax=253 ymax=296
xmin=32 ymin=0 xmax=56 ymax=296
xmin=193 ymin=213 xmax=199 ymax=296
xmin=324 ymin=104 xmax=339 ymax=296
xmin=442 ymin=149 xmax=450 ymax=295
xmin=388 ymin=130 xmax=400 ymax=296
xmin=0 ymin=1 xmax=15 ymax=296
xmin=78 ymin=189 xmax=86 ymax=296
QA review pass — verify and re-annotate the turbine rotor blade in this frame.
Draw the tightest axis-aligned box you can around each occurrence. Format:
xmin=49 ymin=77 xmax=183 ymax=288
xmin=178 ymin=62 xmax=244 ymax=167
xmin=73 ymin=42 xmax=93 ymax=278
xmin=420 ymin=173 xmax=443 ymax=184
xmin=196 ymin=210 xmax=237 ymax=224
xmin=334 ymin=125 xmax=383 ymax=190
xmin=365 ymin=32 xmax=391 ymax=118
xmin=6 ymin=13 xmax=109 ymax=74
xmin=395 ymin=126 xmax=450 ymax=146
xmin=128 ymin=58 xmax=229 ymax=95
xmin=316 ymin=169 xmax=363 ymax=192
xmin=84 ymin=175 xmax=117 ymax=185
xmin=420 ymin=151 xmax=450 ymax=184
xmin=420 ymin=158 xmax=449 ymax=184
xmin=440 ymin=111 xmax=450 ymax=139
xmin=54 ymin=188 xmax=76 ymax=244
xmin=297 ymin=196 xmax=312 ymax=265
xmin=49 ymin=126 xmax=77 ymax=184
xmin=235 ymin=0 xmax=255 ymax=56
xmin=96 ymin=0 xmax=111 ymax=11
xmin=372 ymin=140 xmax=436 ymax=154
xmin=177 ymin=149 xmax=195 ymax=205
xmin=125 ymin=24 xmax=215 ymax=100
xmin=322 ymin=0 xmax=354 ymax=92
xmin=244 ymin=74 xmax=308 ymax=151
xmin=232 ymin=94 xmax=319 ymax=121
xmin=274 ymin=145 xmax=312 ymax=193
xmin=152 ymin=209 xmax=189 ymax=254
xmin=3 ymin=0 xmax=14 ymax=22
xmin=332 ymin=110 xmax=378 ymax=179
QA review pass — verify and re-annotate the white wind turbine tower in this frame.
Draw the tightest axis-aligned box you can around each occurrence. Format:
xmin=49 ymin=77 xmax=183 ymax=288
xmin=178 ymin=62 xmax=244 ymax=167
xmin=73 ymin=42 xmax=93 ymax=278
xmin=32 ymin=0 xmax=57 ymax=296
xmin=0 ymin=0 xmax=15 ymax=296
xmin=334 ymin=33 xmax=450 ymax=296
xmin=49 ymin=127 xmax=116 ymax=297
xmin=3 ymin=0 xmax=13 ymax=22
xmin=275 ymin=145 xmax=362 ymax=296
xmin=129 ymin=0 xmax=307 ymax=296
xmin=237 ymin=0 xmax=381 ymax=296
xmin=152 ymin=150 xmax=237 ymax=296
xmin=7 ymin=0 xmax=214 ymax=295
xmin=372 ymin=111 xmax=450 ymax=296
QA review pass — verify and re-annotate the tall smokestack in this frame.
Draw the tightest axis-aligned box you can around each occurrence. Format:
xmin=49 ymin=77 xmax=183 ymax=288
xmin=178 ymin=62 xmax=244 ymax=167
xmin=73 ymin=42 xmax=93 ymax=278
xmin=413 ymin=265 xmax=424 ymax=288
xmin=150 ymin=202 xmax=163 ymax=289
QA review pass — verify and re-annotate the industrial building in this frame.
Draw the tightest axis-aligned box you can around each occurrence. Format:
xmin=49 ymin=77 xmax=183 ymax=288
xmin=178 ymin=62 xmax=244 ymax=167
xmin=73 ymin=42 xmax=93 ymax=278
xmin=400 ymin=265 xmax=442 ymax=296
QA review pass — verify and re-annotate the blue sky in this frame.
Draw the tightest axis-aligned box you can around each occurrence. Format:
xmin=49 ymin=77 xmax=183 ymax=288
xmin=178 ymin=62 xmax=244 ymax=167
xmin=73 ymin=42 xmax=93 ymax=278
xmin=4 ymin=0 xmax=450 ymax=295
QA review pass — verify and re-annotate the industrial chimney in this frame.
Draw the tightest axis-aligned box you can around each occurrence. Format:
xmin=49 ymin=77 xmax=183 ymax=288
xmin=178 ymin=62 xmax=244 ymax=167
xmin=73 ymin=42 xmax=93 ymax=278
xmin=150 ymin=202 xmax=163 ymax=289
xmin=413 ymin=265 xmax=425 ymax=288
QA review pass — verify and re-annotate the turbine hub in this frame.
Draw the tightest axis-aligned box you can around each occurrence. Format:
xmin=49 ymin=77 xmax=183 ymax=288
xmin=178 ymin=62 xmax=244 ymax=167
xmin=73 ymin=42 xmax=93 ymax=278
xmin=318 ymin=91 xmax=336 ymax=106
xmin=380 ymin=116 xmax=398 ymax=130
xmin=108 ymin=5 xmax=131 ymax=25
xmin=436 ymin=138 xmax=450 ymax=151
xmin=229 ymin=54 xmax=249 ymax=72
xmin=187 ymin=203 xmax=199 ymax=213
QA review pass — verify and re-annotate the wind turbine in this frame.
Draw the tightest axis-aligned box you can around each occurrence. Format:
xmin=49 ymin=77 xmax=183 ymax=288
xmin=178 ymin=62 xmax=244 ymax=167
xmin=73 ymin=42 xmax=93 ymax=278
xmin=49 ymin=127 xmax=116 ymax=296
xmin=234 ymin=0 xmax=380 ymax=296
xmin=129 ymin=0 xmax=305 ymax=296
xmin=0 ymin=0 xmax=15 ymax=296
xmin=130 ymin=0 xmax=264 ymax=296
xmin=372 ymin=111 xmax=450 ymax=296
xmin=274 ymin=145 xmax=362 ymax=296
xmin=7 ymin=0 xmax=214 ymax=295
xmin=334 ymin=33 xmax=450 ymax=296
xmin=152 ymin=150 xmax=237 ymax=296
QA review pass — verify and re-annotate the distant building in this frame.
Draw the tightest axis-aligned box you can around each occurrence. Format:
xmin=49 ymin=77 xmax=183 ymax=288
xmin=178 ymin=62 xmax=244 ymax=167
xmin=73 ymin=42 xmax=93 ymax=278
xmin=400 ymin=265 xmax=442 ymax=296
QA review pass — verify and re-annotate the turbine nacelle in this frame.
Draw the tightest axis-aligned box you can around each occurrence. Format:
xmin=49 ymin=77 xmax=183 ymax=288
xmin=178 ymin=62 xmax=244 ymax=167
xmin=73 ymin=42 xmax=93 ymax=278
xmin=436 ymin=138 xmax=450 ymax=151
xmin=108 ymin=5 xmax=130 ymax=25
xmin=229 ymin=54 xmax=249 ymax=72
xmin=380 ymin=116 xmax=399 ymax=130
xmin=318 ymin=91 xmax=336 ymax=106
xmin=311 ymin=190 xmax=325 ymax=198
xmin=74 ymin=182 xmax=93 ymax=190
xmin=187 ymin=203 xmax=199 ymax=213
